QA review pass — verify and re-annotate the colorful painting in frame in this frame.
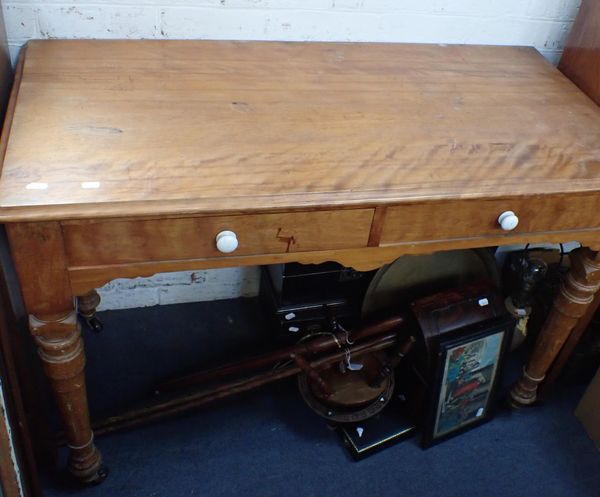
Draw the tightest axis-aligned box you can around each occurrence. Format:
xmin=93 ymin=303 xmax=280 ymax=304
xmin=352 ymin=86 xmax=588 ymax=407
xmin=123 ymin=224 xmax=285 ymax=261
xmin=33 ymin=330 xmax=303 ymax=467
xmin=422 ymin=318 xmax=512 ymax=447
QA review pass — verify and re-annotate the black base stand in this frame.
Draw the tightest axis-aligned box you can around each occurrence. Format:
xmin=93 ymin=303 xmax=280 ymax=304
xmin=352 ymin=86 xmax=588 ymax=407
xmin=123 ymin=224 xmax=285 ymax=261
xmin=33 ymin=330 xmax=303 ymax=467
xmin=337 ymin=397 xmax=415 ymax=460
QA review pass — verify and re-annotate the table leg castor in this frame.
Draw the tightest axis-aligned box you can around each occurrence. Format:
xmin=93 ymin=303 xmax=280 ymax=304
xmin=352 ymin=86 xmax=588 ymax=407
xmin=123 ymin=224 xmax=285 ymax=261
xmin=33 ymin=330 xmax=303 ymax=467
xmin=78 ymin=289 xmax=104 ymax=333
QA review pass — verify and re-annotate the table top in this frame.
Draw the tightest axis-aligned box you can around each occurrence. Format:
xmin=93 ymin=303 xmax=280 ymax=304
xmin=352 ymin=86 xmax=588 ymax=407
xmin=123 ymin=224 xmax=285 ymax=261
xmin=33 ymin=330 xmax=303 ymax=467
xmin=1 ymin=39 xmax=600 ymax=222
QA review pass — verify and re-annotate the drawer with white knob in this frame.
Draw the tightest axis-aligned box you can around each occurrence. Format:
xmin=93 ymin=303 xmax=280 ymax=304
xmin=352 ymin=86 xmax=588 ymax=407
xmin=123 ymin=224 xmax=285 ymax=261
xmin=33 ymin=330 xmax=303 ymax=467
xmin=61 ymin=209 xmax=374 ymax=266
xmin=379 ymin=195 xmax=600 ymax=246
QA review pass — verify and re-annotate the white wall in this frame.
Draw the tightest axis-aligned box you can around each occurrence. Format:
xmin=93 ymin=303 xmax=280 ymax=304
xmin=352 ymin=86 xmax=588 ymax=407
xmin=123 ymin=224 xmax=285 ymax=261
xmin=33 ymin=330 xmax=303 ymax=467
xmin=3 ymin=0 xmax=581 ymax=64
xmin=1 ymin=0 xmax=582 ymax=309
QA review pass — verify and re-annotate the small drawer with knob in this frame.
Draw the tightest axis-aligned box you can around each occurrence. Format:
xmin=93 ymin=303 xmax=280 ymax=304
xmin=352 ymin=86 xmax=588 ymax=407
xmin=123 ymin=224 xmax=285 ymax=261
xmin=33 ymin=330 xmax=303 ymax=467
xmin=379 ymin=195 xmax=600 ymax=246
xmin=61 ymin=209 xmax=374 ymax=266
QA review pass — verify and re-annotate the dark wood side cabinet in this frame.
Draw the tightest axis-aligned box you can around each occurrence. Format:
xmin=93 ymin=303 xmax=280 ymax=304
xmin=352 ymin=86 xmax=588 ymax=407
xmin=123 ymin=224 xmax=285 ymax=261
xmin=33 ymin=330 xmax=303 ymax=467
xmin=541 ymin=0 xmax=600 ymax=396
xmin=559 ymin=0 xmax=600 ymax=105
xmin=0 ymin=2 xmax=41 ymax=496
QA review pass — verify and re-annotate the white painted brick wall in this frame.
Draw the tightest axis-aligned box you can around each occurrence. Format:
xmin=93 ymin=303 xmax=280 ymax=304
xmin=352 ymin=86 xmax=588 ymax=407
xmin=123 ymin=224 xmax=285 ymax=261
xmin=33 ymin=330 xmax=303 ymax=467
xmin=3 ymin=0 xmax=582 ymax=64
xmin=96 ymin=267 xmax=260 ymax=311
xmin=1 ymin=0 xmax=582 ymax=309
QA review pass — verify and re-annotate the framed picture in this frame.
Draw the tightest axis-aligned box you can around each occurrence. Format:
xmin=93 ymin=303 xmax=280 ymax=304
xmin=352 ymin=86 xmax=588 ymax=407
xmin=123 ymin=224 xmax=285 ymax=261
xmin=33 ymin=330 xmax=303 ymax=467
xmin=422 ymin=318 xmax=512 ymax=447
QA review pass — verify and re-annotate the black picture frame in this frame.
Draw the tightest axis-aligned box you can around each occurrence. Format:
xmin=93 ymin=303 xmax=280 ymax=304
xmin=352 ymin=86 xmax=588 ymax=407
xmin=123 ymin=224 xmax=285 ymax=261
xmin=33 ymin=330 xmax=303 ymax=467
xmin=421 ymin=317 xmax=513 ymax=448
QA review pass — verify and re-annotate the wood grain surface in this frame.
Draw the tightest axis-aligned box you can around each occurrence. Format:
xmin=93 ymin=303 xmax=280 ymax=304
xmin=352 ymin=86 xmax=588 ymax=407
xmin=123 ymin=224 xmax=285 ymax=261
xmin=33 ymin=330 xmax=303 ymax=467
xmin=62 ymin=208 xmax=373 ymax=265
xmin=1 ymin=40 xmax=600 ymax=222
xmin=5 ymin=222 xmax=74 ymax=317
xmin=380 ymin=193 xmax=600 ymax=244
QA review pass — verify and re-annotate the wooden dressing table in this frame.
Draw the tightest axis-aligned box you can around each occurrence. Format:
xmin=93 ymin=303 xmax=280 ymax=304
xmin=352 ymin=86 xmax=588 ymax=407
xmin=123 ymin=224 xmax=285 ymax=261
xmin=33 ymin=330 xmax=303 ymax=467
xmin=1 ymin=40 xmax=600 ymax=483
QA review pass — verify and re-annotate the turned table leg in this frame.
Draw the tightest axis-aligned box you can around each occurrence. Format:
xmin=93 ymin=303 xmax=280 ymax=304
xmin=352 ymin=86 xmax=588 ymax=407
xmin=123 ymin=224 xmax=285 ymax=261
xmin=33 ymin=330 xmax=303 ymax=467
xmin=510 ymin=247 xmax=600 ymax=406
xmin=6 ymin=222 xmax=105 ymax=483
xmin=29 ymin=312 xmax=105 ymax=482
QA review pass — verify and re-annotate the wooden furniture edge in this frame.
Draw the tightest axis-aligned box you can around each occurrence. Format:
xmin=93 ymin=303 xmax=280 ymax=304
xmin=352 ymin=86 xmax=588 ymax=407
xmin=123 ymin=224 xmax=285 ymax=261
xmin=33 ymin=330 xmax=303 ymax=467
xmin=0 ymin=192 xmax=598 ymax=225
xmin=0 ymin=43 xmax=25 ymax=178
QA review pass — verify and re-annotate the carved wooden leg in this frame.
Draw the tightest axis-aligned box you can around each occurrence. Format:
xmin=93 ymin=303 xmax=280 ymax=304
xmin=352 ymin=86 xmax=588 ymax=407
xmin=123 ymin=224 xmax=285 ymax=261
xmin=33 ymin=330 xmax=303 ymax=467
xmin=510 ymin=248 xmax=600 ymax=406
xmin=6 ymin=222 xmax=105 ymax=484
xmin=29 ymin=312 xmax=105 ymax=483
xmin=77 ymin=290 xmax=103 ymax=333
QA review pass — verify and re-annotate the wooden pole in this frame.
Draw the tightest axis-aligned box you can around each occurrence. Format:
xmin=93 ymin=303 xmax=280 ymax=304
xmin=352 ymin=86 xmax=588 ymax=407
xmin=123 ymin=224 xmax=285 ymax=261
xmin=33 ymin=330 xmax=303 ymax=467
xmin=88 ymin=332 xmax=400 ymax=438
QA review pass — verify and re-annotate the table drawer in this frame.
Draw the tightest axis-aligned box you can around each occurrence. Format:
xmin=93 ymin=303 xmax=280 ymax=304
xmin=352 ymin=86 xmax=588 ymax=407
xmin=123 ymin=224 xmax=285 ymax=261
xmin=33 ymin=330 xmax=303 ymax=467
xmin=380 ymin=195 xmax=600 ymax=245
xmin=63 ymin=209 xmax=374 ymax=266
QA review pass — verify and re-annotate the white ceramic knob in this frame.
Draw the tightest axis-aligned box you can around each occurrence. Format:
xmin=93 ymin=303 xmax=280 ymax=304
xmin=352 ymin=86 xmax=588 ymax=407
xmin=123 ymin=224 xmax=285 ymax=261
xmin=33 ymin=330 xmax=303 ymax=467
xmin=498 ymin=211 xmax=519 ymax=231
xmin=215 ymin=230 xmax=238 ymax=253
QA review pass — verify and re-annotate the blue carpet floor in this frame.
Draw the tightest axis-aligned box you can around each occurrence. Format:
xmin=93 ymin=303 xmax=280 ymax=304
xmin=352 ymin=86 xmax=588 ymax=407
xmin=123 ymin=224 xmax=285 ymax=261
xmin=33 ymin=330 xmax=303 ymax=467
xmin=42 ymin=298 xmax=600 ymax=497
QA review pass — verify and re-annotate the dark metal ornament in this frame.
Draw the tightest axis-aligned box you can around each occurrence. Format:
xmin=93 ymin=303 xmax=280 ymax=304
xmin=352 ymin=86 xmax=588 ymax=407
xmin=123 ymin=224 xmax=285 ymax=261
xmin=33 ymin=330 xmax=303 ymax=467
xmin=297 ymin=352 xmax=395 ymax=422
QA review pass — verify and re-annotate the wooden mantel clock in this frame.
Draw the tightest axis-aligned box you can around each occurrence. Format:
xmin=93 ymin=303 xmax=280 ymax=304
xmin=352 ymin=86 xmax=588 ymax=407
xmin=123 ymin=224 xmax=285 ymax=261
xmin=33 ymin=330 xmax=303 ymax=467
xmin=1 ymin=40 xmax=600 ymax=483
